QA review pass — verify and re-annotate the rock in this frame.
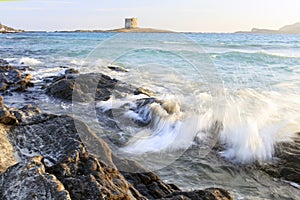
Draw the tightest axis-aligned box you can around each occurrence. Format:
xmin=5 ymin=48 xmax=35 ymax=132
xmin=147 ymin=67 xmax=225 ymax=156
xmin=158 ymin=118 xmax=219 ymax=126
xmin=259 ymin=133 xmax=300 ymax=184
xmin=0 ymin=123 xmax=16 ymax=174
xmin=112 ymin=155 xmax=178 ymax=199
xmin=0 ymin=59 xmax=34 ymax=94
xmin=46 ymin=79 xmax=75 ymax=101
xmin=47 ymin=150 xmax=141 ymax=200
xmin=162 ymin=188 xmax=234 ymax=200
xmin=6 ymin=105 xmax=146 ymax=199
xmin=45 ymin=72 xmax=134 ymax=102
xmin=65 ymin=68 xmax=79 ymax=75
xmin=9 ymin=114 xmax=83 ymax=165
xmin=0 ymin=59 xmax=9 ymax=67
xmin=9 ymin=104 xmax=42 ymax=125
xmin=134 ymin=87 xmax=155 ymax=97
xmin=0 ymin=93 xmax=234 ymax=200
xmin=107 ymin=65 xmax=128 ymax=72
xmin=0 ymin=156 xmax=71 ymax=200
xmin=0 ymin=96 xmax=18 ymax=125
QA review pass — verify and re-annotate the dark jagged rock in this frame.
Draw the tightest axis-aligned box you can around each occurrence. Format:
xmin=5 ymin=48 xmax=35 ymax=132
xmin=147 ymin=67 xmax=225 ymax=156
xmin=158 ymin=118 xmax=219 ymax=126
xmin=0 ymin=59 xmax=33 ymax=94
xmin=9 ymin=104 xmax=42 ymax=125
xmin=0 ymin=84 xmax=234 ymax=199
xmin=45 ymin=72 xmax=135 ymax=102
xmin=5 ymin=105 xmax=147 ymax=199
xmin=0 ymin=59 xmax=9 ymax=66
xmin=107 ymin=65 xmax=128 ymax=72
xmin=9 ymin=114 xmax=83 ymax=166
xmin=0 ymin=156 xmax=71 ymax=200
xmin=259 ymin=133 xmax=300 ymax=184
xmin=46 ymin=79 xmax=76 ymax=101
xmin=162 ymin=188 xmax=234 ymax=200
xmin=47 ymin=149 xmax=141 ymax=200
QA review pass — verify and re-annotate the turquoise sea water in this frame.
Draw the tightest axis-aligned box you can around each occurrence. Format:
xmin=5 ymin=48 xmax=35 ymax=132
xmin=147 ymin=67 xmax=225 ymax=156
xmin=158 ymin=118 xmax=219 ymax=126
xmin=1 ymin=32 xmax=300 ymax=199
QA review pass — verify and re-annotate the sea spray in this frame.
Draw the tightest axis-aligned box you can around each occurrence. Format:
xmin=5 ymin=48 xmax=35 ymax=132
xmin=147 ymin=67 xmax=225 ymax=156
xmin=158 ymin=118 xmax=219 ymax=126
xmin=219 ymin=88 xmax=300 ymax=163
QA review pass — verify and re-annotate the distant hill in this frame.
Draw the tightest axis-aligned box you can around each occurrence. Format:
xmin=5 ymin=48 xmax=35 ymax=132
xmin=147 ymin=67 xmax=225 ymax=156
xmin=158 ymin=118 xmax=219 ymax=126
xmin=278 ymin=22 xmax=300 ymax=34
xmin=236 ymin=22 xmax=300 ymax=34
xmin=0 ymin=23 xmax=24 ymax=33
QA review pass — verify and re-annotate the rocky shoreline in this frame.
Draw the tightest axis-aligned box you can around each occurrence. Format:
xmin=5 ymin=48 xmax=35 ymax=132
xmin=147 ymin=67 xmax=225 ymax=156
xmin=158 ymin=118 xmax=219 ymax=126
xmin=0 ymin=59 xmax=235 ymax=200
xmin=0 ymin=58 xmax=299 ymax=199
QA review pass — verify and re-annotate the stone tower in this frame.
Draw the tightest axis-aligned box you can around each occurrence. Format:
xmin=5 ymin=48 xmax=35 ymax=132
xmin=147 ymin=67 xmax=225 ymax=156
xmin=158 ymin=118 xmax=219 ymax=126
xmin=125 ymin=18 xmax=138 ymax=29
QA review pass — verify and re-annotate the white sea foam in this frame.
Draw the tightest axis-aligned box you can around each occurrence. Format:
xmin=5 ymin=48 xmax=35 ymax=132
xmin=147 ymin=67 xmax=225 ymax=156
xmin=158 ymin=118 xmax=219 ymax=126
xmin=219 ymin=89 xmax=300 ymax=163
xmin=120 ymin=100 xmax=200 ymax=154
xmin=70 ymin=59 xmax=87 ymax=66
xmin=19 ymin=57 xmax=42 ymax=66
xmin=99 ymin=84 xmax=300 ymax=164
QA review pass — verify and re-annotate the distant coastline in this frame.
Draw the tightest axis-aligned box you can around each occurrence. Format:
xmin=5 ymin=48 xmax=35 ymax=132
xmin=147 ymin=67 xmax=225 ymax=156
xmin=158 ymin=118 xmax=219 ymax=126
xmin=2 ymin=21 xmax=300 ymax=34
xmin=235 ymin=22 xmax=300 ymax=34
xmin=0 ymin=23 xmax=23 ymax=33
xmin=56 ymin=27 xmax=174 ymax=33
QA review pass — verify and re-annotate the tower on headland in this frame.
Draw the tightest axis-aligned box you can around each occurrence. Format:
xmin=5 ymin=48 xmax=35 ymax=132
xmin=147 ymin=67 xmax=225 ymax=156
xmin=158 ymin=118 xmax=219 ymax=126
xmin=125 ymin=18 xmax=138 ymax=29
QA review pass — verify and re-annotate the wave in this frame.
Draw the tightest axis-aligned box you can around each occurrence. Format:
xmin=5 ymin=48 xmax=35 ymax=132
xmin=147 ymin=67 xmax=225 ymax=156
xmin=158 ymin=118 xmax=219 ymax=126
xmin=19 ymin=57 xmax=42 ymax=66
xmin=96 ymin=86 xmax=300 ymax=164
xmin=211 ymin=50 xmax=300 ymax=59
xmin=218 ymin=89 xmax=300 ymax=163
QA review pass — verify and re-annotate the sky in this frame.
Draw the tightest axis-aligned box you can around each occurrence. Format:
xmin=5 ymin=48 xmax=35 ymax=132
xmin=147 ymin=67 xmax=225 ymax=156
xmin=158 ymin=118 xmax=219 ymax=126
xmin=0 ymin=0 xmax=300 ymax=32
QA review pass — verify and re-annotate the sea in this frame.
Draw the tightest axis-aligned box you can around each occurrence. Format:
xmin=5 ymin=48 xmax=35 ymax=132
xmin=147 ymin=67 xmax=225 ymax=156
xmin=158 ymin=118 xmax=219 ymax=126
xmin=0 ymin=32 xmax=300 ymax=199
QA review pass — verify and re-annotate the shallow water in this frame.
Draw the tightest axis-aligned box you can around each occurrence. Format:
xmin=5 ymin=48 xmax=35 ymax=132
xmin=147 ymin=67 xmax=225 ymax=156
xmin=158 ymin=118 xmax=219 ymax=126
xmin=1 ymin=32 xmax=300 ymax=199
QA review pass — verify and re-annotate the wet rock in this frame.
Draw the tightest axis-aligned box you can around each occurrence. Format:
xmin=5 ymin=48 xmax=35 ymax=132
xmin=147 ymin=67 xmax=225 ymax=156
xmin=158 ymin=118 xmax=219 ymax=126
xmin=46 ymin=79 xmax=75 ymax=101
xmin=0 ymin=156 xmax=71 ymax=200
xmin=134 ymin=87 xmax=155 ymax=97
xmin=45 ymin=72 xmax=133 ymax=102
xmin=6 ymin=105 xmax=146 ymax=199
xmin=9 ymin=114 xmax=83 ymax=165
xmin=65 ymin=68 xmax=79 ymax=75
xmin=260 ymin=133 xmax=300 ymax=184
xmin=0 ymin=59 xmax=34 ymax=93
xmin=47 ymin=150 xmax=141 ymax=200
xmin=113 ymin=156 xmax=178 ymax=199
xmin=162 ymin=188 xmax=234 ymax=200
xmin=107 ymin=65 xmax=128 ymax=72
xmin=9 ymin=104 xmax=42 ymax=125
xmin=0 ymin=99 xmax=234 ymax=200
xmin=0 ymin=59 xmax=9 ymax=67
xmin=0 ymin=96 xmax=18 ymax=125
